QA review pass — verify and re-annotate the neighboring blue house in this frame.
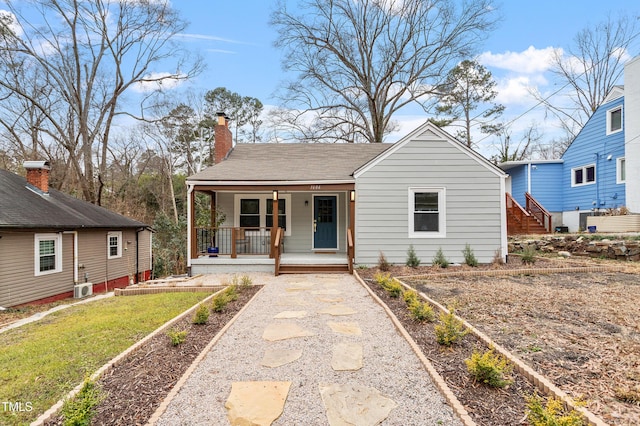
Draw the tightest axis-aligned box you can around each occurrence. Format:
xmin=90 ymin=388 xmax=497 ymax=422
xmin=500 ymin=57 xmax=640 ymax=233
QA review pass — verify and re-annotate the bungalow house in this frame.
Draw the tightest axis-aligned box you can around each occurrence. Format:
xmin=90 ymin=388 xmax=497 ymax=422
xmin=0 ymin=161 xmax=152 ymax=308
xmin=186 ymin=116 xmax=508 ymax=275
xmin=500 ymin=56 xmax=640 ymax=233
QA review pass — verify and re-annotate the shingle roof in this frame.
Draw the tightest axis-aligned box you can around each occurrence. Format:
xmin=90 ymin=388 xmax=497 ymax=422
xmin=0 ymin=168 xmax=147 ymax=229
xmin=188 ymin=143 xmax=392 ymax=182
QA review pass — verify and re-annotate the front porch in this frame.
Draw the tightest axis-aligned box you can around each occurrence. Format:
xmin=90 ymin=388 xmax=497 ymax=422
xmin=190 ymin=252 xmax=350 ymax=275
xmin=187 ymin=183 xmax=357 ymax=275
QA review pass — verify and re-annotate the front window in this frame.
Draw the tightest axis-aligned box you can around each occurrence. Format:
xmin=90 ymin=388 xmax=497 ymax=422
xmin=35 ymin=233 xmax=62 ymax=275
xmin=409 ymin=188 xmax=445 ymax=238
xmin=107 ymin=231 xmax=122 ymax=259
xmin=239 ymin=199 xmax=260 ymax=227
xmin=572 ymin=164 xmax=596 ymax=187
xmin=607 ymin=106 xmax=623 ymax=135
xmin=266 ymin=199 xmax=287 ymax=230
xmin=617 ymin=157 xmax=626 ymax=184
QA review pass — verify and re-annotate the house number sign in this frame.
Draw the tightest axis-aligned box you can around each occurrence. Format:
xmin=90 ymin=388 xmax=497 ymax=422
xmin=310 ymin=185 xmax=321 ymax=190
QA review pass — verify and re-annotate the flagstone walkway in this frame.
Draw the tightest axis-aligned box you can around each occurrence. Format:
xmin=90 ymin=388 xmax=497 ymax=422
xmin=153 ymin=273 xmax=462 ymax=425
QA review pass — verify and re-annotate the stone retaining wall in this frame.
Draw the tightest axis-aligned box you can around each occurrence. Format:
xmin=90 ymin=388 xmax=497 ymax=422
xmin=509 ymin=235 xmax=640 ymax=261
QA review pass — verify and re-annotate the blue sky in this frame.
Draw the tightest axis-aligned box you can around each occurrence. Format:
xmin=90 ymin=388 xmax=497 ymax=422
xmin=172 ymin=1 xmax=640 ymax=155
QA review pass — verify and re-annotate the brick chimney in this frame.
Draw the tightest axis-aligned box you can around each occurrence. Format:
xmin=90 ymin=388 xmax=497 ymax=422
xmin=24 ymin=160 xmax=51 ymax=193
xmin=214 ymin=112 xmax=233 ymax=164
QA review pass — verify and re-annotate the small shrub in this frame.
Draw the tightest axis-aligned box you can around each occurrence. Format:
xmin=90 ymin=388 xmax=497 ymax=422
xmin=405 ymin=244 xmax=421 ymax=268
xmin=192 ymin=304 xmax=210 ymax=325
xmin=378 ymin=251 xmax=391 ymax=272
xmin=240 ymin=274 xmax=252 ymax=289
xmin=225 ymin=284 xmax=239 ymax=301
xmin=492 ymin=249 xmax=504 ymax=265
xmin=167 ymin=328 xmax=188 ymax=346
xmin=465 ymin=347 xmax=512 ymax=387
xmin=373 ymin=271 xmax=391 ymax=286
xmin=403 ymin=289 xmax=419 ymax=306
xmin=385 ymin=280 xmax=403 ymax=298
xmin=434 ymin=308 xmax=469 ymax=346
xmin=462 ymin=244 xmax=478 ymax=267
xmin=432 ymin=248 xmax=450 ymax=268
xmin=211 ymin=293 xmax=229 ymax=312
xmin=525 ymin=395 xmax=585 ymax=426
xmin=409 ymin=301 xmax=435 ymax=322
xmin=521 ymin=245 xmax=537 ymax=265
xmin=61 ymin=378 xmax=102 ymax=426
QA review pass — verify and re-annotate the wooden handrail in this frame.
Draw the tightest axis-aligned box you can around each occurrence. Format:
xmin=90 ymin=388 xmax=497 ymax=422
xmin=274 ymin=227 xmax=283 ymax=276
xmin=347 ymin=228 xmax=354 ymax=274
xmin=525 ymin=192 xmax=552 ymax=233
xmin=506 ymin=193 xmax=530 ymax=234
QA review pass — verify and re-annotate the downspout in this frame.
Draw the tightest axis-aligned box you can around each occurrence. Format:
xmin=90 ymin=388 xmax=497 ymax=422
xmin=187 ymin=183 xmax=194 ymax=275
xmin=499 ymin=175 xmax=508 ymax=263
xmin=62 ymin=231 xmax=78 ymax=284
xmin=135 ymin=228 xmax=143 ymax=283
xmin=527 ymin=163 xmax=532 ymax=194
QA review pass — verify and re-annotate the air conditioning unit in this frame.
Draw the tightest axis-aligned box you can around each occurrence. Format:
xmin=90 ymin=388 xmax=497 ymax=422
xmin=74 ymin=282 xmax=93 ymax=299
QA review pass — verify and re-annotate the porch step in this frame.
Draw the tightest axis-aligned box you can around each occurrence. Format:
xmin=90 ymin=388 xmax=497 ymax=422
xmin=278 ymin=264 xmax=350 ymax=274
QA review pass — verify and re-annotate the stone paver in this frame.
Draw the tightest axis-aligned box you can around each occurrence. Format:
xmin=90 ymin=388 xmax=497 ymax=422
xmin=225 ymin=381 xmax=291 ymax=426
xmin=318 ymin=304 xmax=357 ymax=316
xmin=261 ymin=349 xmax=303 ymax=368
xmin=262 ymin=322 xmax=314 ymax=341
xmin=319 ymin=383 xmax=397 ymax=425
xmin=331 ymin=342 xmax=363 ymax=371
xmin=273 ymin=310 xmax=307 ymax=319
xmin=327 ymin=320 xmax=362 ymax=335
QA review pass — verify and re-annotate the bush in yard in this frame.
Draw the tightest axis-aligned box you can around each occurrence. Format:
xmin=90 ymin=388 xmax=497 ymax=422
xmin=192 ymin=304 xmax=210 ymax=325
xmin=409 ymin=301 xmax=435 ymax=322
xmin=525 ymin=394 xmax=585 ymax=426
xmin=521 ymin=245 xmax=537 ymax=265
xmin=225 ymin=284 xmax=239 ymax=301
xmin=403 ymin=289 xmax=419 ymax=306
xmin=374 ymin=272 xmax=402 ymax=297
xmin=211 ymin=293 xmax=230 ymax=312
xmin=462 ymin=244 xmax=478 ymax=267
xmin=61 ymin=378 xmax=103 ymax=426
xmin=378 ymin=251 xmax=391 ymax=271
xmin=465 ymin=347 xmax=512 ymax=387
xmin=435 ymin=308 xmax=469 ymax=346
xmin=239 ymin=274 xmax=252 ymax=289
xmin=166 ymin=329 xmax=188 ymax=346
xmin=406 ymin=244 xmax=421 ymax=267
xmin=432 ymin=247 xmax=450 ymax=268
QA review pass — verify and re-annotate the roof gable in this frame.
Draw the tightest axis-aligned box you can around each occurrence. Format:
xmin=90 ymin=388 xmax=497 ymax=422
xmin=354 ymin=121 xmax=506 ymax=178
xmin=0 ymin=169 xmax=147 ymax=229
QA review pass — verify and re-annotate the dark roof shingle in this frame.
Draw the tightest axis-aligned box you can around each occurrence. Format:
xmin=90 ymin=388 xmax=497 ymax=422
xmin=0 ymin=168 xmax=147 ymax=229
xmin=188 ymin=143 xmax=392 ymax=182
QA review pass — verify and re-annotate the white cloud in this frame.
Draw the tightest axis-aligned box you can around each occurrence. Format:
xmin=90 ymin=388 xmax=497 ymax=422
xmin=479 ymin=46 xmax=560 ymax=74
xmin=0 ymin=10 xmax=22 ymax=37
xmin=494 ymin=75 xmax=546 ymax=106
xmin=132 ymin=72 xmax=187 ymax=93
xmin=176 ymin=33 xmax=250 ymax=45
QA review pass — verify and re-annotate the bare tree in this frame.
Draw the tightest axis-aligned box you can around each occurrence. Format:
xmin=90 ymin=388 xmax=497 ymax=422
xmin=490 ymin=123 xmax=542 ymax=164
xmin=271 ymin=0 xmax=498 ymax=143
xmin=531 ymin=135 xmax=572 ymax=160
xmin=432 ymin=59 xmax=504 ymax=148
xmin=0 ymin=0 xmax=202 ymax=204
xmin=532 ymin=14 xmax=638 ymax=137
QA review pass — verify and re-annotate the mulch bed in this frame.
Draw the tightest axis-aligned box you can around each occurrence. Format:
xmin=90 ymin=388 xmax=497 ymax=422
xmin=44 ymin=285 xmax=260 ymax=426
xmin=364 ymin=277 xmax=538 ymax=426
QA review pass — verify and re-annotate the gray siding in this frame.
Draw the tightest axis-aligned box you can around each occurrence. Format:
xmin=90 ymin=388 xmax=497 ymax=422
xmin=355 ymin=130 xmax=504 ymax=265
xmin=79 ymin=230 xmax=139 ymax=285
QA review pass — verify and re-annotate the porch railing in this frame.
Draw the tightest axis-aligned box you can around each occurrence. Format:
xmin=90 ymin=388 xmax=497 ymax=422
xmin=196 ymin=227 xmax=273 ymax=258
xmin=274 ymin=227 xmax=283 ymax=276
xmin=525 ymin=192 xmax=552 ymax=233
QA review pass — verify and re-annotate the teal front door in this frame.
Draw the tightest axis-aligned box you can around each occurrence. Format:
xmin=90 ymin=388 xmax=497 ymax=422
xmin=313 ymin=196 xmax=337 ymax=249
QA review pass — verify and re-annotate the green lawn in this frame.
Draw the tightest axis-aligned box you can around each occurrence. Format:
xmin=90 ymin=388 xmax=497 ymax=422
xmin=0 ymin=292 xmax=210 ymax=425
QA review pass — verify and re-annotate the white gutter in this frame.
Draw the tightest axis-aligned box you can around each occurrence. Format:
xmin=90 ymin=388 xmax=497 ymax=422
xmin=185 ymin=179 xmax=354 ymax=186
xmin=62 ymin=231 xmax=78 ymax=283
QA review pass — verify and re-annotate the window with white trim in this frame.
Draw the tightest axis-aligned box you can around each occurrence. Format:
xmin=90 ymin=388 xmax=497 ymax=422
xmin=234 ymin=194 xmax=292 ymax=236
xmin=409 ymin=188 xmax=445 ymax=238
xmin=617 ymin=157 xmax=626 ymax=184
xmin=35 ymin=233 xmax=62 ymax=275
xmin=107 ymin=231 xmax=122 ymax=259
xmin=571 ymin=164 xmax=596 ymax=187
xmin=606 ymin=106 xmax=622 ymax=135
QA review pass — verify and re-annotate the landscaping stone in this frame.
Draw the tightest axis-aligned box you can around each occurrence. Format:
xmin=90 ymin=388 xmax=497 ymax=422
xmin=225 ymin=381 xmax=291 ymax=425
xmin=273 ymin=310 xmax=308 ymax=319
xmin=327 ymin=321 xmax=362 ymax=335
xmin=318 ymin=305 xmax=357 ymax=316
xmin=319 ymin=383 xmax=397 ymax=425
xmin=331 ymin=342 xmax=363 ymax=371
xmin=261 ymin=349 xmax=303 ymax=368
xmin=262 ymin=322 xmax=314 ymax=341
xmin=510 ymin=235 xmax=640 ymax=260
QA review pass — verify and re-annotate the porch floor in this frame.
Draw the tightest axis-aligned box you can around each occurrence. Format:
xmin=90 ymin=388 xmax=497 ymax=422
xmin=190 ymin=252 xmax=348 ymax=274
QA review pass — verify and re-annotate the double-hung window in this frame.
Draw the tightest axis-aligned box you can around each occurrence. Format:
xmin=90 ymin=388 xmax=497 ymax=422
xmin=235 ymin=194 xmax=292 ymax=235
xmin=35 ymin=233 xmax=62 ymax=275
xmin=606 ymin=106 xmax=623 ymax=135
xmin=617 ymin=157 xmax=626 ymax=184
xmin=266 ymin=199 xmax=287 ymax=230
xmin=571 ymin=164 xmax=595 ymax=187
xmin=107 ymin=231 xmax=122 ymax=259
xmin=239 ymin=199 xmax=261 ymax=227
xmin=409 ymin=188 xmax=445 ymax=238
